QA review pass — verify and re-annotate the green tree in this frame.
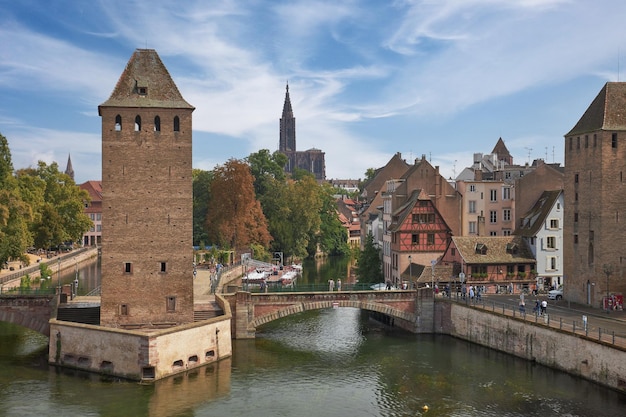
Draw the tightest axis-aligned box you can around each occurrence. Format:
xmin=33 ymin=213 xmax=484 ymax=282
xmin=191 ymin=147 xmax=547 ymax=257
xmin=17 ymin=161 xmax=91 ymax=249
xmin=205 ymin=159 xmax=271 ymax=250
xmin=0 ymin=132 xmax=32 ymax=267
xmin=354 ymin=233 xmax=383 ymax=283
xmin=246 ymin=149 xmax=287 ymax=197
xmin=316 ymin=183 xmax=349 ymax=256
xmin=192 ymin=169 xmax=213 ymax=246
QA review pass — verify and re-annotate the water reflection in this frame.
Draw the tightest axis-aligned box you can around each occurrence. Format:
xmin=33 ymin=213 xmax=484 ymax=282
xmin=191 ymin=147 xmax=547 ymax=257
xmin=2 ymin=257 xmax=626 ymax=416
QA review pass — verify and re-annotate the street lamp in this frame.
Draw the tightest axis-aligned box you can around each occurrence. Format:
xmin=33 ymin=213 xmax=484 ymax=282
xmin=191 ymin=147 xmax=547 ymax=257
xmin=408 ymin=255 xmax=412 ymax=288
xmin=57 ymin=257 xmax=61 ymax=296
xmin=603 ymin=263 xmax=613 ymax=313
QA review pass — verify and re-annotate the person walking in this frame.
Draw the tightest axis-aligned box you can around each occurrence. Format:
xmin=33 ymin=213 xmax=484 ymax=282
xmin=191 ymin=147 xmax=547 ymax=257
xmin=541 ymin=299 xmax=547 ymax=316
xmin=337 ymin=279 xmax=342 ymax=292
xmin=329 ymin=279 xmax=335 ymax=292
xmin=519 ymin=300 xmax=526 ymax=316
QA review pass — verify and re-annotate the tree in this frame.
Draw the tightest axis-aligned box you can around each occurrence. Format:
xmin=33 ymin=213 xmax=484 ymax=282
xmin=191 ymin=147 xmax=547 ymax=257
xmin=354 ymin=233 xmax=383 ymax=283
xmin=17 ymin=161 xmax=91 ymax=249
xmin=316 ymin=183 xmax=349 ymax=256
xmin=0 ymin=132 xmax=32 ymax=266
xmin=205 ymin=159 xmax=271 ymax=250
xmin=192 ymin=169 xmax=213 ymax=246
xmin=246 ymin=149 xmax=287 ymax=197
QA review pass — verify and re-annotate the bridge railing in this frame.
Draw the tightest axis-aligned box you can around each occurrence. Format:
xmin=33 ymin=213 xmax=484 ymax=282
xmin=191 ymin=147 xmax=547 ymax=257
xmin=244 ymin=282 xmax=390 ymax=293
xmin=0 ymin=287 xmax=56 ymax=296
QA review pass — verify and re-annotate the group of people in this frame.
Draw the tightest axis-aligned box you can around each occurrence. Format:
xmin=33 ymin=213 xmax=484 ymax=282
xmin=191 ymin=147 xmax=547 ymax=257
xmin=519 ymin=297 xmax=548 ymax=316
xmin=328 ymin=278 xmax=342 ymax=291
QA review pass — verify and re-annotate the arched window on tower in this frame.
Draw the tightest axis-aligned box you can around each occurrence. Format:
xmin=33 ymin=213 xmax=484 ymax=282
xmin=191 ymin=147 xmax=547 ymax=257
xmin=115 ymin=115 xmax=122 ymax=131
xmin=154 ymin=116 xmax=161 ymax=132
xmin=173 ymin=116 xmax=180 ymax=132
xmin=135 ymin=115 xmax=141 ymax=132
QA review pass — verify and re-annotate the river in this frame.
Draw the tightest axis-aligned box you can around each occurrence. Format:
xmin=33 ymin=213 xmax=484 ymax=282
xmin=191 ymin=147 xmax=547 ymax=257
xmin=0 ymin=256 xmax=625 ymax=416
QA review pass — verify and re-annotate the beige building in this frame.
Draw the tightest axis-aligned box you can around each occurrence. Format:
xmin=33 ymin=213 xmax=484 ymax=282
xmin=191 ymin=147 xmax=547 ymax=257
xmin=456 ymin=179 xmax=514 ymax=237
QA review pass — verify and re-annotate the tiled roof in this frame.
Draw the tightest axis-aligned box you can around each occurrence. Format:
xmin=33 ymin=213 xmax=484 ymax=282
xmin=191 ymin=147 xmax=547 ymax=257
xmin=565 ymin=82 xmax=626 ymax=136
xmin=79 ymin=180 xmax=103 ymax=201
xmin=515 ymin=190 xmax=562 ymax=237
xmin=99 ymin=49 xmax=194 ymax=110
xmin=452 ymin=235 xmax=535 ymax=265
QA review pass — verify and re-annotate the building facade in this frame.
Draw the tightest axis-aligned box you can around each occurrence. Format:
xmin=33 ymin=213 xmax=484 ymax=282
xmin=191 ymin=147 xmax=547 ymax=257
xmin=79 ymin=180 xmax=103 ymax=247
xmin=564 ymin=82 xmax=626 ymax=308
xmin=98 ymin=49 xmax=195 ymax=328
xmin=516 ymin=190 xmax=564 ymax=291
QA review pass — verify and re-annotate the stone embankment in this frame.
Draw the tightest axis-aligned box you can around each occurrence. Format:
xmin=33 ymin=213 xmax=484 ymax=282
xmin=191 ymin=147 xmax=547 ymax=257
xmin=0 ymin=247 xmax=99 ymax=290
xmin=435 ymin=299 xmax=626 ymax=394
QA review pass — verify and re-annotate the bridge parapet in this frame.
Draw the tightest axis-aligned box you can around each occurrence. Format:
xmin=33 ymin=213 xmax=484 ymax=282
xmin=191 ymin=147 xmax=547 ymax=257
xmin=0 ymin=295 xmax=56 ymax=336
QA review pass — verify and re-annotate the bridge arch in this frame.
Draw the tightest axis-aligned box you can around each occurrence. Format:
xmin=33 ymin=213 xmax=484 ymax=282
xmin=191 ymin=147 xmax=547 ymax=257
xmin=230 ymin=290 xmax=433 ymax=338
xmin=0 ymin=296 xmax=55 ymax=336
xmin=251 ymin=299 xmax=414 ymax=330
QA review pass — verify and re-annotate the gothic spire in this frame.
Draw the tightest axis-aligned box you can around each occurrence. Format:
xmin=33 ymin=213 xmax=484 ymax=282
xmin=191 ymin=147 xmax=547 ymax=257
xmin=282 ymin=82 xmax=293 ymax=118
xmin=65 ymin=153 xmax=74 ymax=181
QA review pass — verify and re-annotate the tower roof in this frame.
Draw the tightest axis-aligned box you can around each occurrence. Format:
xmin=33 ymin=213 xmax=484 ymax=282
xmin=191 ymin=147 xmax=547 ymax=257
xmin=565 ymin=82 xmax=626 ymax=136
xmin=491 ymin=137 xmax=511 ymax=159
xmin=282 ymin=83 xmax=293 ymax=118
xmin=65 ymin=153 xmax=74 ymax=180
xmin=99 ymin=49 xmax=194 ymax=112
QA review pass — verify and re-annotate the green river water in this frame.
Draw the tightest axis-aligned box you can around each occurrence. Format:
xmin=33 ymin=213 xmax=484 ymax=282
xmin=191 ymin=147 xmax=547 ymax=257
xmin=0 ymin=256 xmax=624 ymax=416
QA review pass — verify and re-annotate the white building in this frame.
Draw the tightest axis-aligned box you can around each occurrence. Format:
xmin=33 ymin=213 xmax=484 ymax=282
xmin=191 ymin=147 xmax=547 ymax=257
xmin=516 ymin=190 xmax=564 ymax=291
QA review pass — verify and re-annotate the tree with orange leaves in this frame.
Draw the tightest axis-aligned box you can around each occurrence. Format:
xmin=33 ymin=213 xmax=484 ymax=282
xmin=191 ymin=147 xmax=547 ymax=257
xmin=205 ymin=159 xmax=271 ymax=250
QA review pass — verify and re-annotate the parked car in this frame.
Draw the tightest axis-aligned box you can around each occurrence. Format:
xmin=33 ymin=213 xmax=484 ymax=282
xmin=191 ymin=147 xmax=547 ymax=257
xmin=548 ymin=289 xmax=563 ymax=300
xmin=370 ymin=283 xmax=397 ymax=291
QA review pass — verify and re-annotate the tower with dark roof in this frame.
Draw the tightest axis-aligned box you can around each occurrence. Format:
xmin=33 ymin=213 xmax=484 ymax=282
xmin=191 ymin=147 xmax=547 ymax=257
xmin=64 ymin=154 xmax=74 ymax=181
xmin=563 ymin=82 xmax=626 ymax=307
xmin=98 ymin=49 xmax=195 ymax=328
xmin=277 ymin=84 xmax=326 ymax=180
xmin=279 ymin=83 xmax=296 ymax=153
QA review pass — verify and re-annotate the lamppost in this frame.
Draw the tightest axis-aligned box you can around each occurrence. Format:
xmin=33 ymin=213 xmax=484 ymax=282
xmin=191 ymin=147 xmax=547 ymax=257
xmin=603 ymin=263 xmax=613 ymax=313
xmin=408 ymin=255 xmax=412 ymax=288
xmin=57 ymin=257 xmax=61 ymax=297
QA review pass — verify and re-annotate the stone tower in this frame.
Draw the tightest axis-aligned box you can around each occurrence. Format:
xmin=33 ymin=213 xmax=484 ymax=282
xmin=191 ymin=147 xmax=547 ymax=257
xmin=98 ymin=49 xmax=195 ymax=328
xmin=564 ymin=82 xmax=626 ymax=307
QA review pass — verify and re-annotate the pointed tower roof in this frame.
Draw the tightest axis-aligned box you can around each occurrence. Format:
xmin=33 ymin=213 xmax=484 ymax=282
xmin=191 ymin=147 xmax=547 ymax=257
xmin=282 ymin=82 xmax=294 ymax=118
xmin=65 ymin=154 xmax=74 ymax=181
xmin=491 ymin=137 xmax=511 ymax=159
xmin=566 ymin=82 xmax=626 ymax=136
xmin=98 ymin=49 xmax=194 ymax=111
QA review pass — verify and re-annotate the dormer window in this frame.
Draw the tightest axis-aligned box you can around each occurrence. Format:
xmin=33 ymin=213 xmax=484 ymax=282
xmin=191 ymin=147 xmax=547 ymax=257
xmin=506 ymin=242 xmax=518 ymax=254
xmin=138 ymin=87 xmax=147 ymax=95
xmin=475 ymin=243 xmax=487 ymax=255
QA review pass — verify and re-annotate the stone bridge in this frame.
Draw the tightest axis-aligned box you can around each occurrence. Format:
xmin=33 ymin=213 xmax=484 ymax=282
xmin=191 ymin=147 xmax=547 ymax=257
xmin=224 ymin=289 xmax=434 ymax=338
xmin=0 ymin=295 xmax=56 ymax=336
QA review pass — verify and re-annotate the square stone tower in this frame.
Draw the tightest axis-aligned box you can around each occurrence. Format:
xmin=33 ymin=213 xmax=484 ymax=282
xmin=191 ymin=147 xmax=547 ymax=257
xmin=98 ymin=49 xmax=195 ymax=328
xmin=563 ymin=82 xmax=626 ymax=307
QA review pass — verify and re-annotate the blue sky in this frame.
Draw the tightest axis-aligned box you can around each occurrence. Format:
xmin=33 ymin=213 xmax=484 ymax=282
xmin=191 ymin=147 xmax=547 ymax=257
xmin=1 ymin=0 xmax=624 ymax=184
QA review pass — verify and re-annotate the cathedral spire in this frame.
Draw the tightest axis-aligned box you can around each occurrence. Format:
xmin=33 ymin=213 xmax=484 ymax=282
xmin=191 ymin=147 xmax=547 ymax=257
xmin=279 ymin=82 xmax=296 ymax=153
xmin=282 ymin=82 xmax=293 ymax=119
xmin=65 ymin=153 xmax=74 ymax=181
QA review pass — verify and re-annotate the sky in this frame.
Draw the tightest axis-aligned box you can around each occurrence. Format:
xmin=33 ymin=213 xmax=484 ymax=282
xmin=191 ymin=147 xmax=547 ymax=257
xmin=1 ymin=0 xmax=625 ymax=185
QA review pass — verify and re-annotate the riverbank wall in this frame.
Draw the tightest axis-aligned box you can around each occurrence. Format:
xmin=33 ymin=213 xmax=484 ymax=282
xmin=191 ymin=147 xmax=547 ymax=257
xmin=434 ymin=300 xmax=626 ymax=393
xmin=0 ymin=247 xmax=99 ymax=290
xmin=49 ymin=294 xmax=232 ymax=382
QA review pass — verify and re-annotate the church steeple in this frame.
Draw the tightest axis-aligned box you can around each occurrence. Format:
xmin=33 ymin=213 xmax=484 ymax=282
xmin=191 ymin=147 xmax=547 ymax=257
xmin=65 ymin=154 xmax=74 ymax=181
xmin=279 ymin=83 xmax=296 ymax=153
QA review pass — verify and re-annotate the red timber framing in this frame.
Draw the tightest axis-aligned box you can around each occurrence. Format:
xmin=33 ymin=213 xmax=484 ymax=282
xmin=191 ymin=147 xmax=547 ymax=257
xmin=391 ymin=194 xmax=451 ymax=254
